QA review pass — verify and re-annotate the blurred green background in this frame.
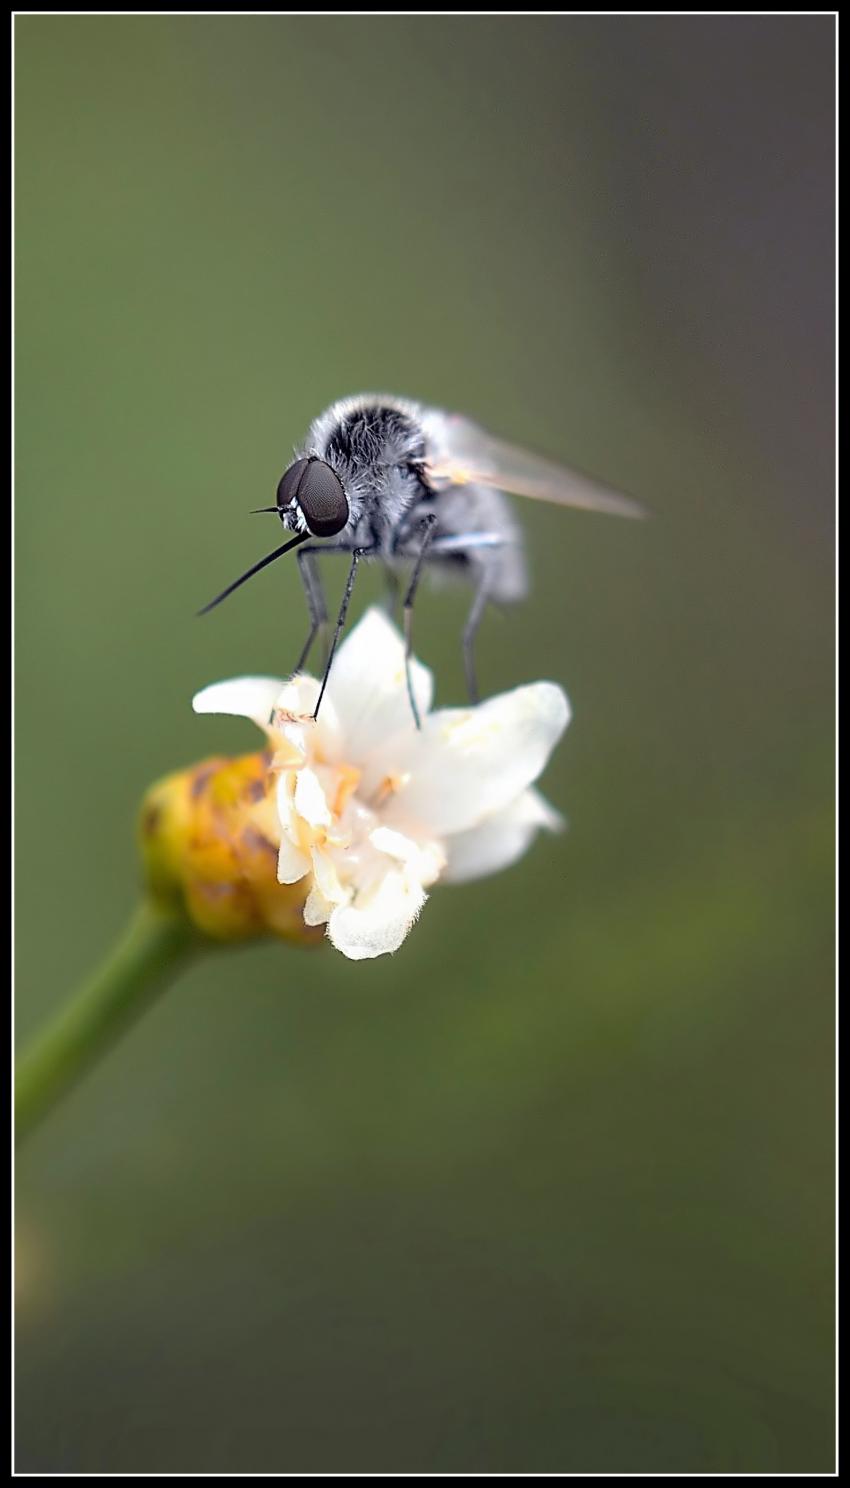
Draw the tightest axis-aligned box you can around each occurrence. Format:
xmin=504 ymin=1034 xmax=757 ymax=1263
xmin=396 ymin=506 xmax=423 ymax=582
xmin=15 ymin=15 xmax=834 ymax=1473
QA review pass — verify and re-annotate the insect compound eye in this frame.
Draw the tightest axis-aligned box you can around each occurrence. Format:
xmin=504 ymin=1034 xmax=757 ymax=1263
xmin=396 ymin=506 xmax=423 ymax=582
xmin=276 ymin=457 xmax=312 ymax=512
xmin=276 ymin=456 xmax=349 ymax=537
xmin=295 ymin=458 xmax=350 ymax=538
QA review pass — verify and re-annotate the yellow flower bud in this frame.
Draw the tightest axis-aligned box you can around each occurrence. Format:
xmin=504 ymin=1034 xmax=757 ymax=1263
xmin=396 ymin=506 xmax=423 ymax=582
xmin=139 ymin=751 xmax=323 ymax=947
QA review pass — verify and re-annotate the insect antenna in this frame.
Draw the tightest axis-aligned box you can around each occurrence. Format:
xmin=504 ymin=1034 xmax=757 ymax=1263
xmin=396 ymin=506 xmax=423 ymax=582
xmin=197 ymin=532 xmax=309 ymax=616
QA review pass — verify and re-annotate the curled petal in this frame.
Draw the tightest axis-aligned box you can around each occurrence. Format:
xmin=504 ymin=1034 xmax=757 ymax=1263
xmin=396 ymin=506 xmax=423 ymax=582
xmin=294 ymin=768 xmax=332 ymax=828
xmin=369 ymin=825 xmax=423 ymax=864
xmin=327 ymin=870 xmax=427 ymax=961
xmin=276 ymin=772 xmax=297 ymax=836
xmin=443 ymin=788 xmax=564 ymax=884
xmin=277 ymin=836 xmax=311 ymax=884
xmin=370 ymin=826 xmax=445 ymax=884
xmin=303 ymin=882 xmax=334 ymax=926
xmin=310 ymin=845 xmax=348 ymax=907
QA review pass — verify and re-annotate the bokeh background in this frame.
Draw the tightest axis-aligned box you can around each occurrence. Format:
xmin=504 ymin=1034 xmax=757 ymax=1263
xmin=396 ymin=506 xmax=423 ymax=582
xmin=15 ymin=15 xmax=835 ymax=1474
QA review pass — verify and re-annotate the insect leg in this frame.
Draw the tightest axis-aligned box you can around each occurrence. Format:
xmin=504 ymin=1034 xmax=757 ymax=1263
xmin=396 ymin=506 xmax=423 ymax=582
xmin=312 ymin=546 xmax=377 ymax=721
xmin=382 ymin=563 xmax=401 ymax=619
xmin=425 ymin=531 xmax=507 ymax=704
xmin=401 ymin=513 xmax=438 ymax=729
xmin=291 ymin=547 xmax=328 ymax=676
xmin=462 ymin=574 xmax=490 ymax=705
xmin=427 ymin=532 xmax=506 ymax=554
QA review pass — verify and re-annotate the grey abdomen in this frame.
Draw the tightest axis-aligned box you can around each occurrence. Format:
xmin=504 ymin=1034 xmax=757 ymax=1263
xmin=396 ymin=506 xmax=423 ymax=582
xmin=430 ymin=482 xmax=529 ymax=604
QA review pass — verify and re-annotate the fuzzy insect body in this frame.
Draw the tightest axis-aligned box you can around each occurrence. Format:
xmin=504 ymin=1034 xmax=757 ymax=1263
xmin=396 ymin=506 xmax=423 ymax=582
xmin=200 ymin=393 xmax=643 ymax=721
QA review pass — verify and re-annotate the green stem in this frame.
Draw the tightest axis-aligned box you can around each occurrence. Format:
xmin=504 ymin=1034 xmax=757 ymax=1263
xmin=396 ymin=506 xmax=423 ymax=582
xmin=15 ymin=900 xmax=201 ymax=1145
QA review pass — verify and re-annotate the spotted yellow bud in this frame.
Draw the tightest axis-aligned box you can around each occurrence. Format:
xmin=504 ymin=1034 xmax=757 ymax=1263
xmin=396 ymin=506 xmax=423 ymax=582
xmin=139 ymin=751 xmax=323 ymax=946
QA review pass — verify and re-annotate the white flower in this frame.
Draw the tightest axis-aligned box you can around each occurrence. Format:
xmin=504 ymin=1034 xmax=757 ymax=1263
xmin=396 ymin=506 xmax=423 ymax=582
xmin=192 ymin=608 xmax=569 ymax=961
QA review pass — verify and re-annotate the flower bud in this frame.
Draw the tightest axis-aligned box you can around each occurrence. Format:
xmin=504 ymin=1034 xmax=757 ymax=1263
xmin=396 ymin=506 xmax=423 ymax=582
xmin=139 ymin=751 xmax=323 ymax=947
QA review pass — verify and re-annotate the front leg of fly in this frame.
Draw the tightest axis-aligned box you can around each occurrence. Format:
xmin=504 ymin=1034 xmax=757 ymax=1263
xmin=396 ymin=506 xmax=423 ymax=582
xmin=311 ymin=544 xmax=378 ymax=721
xmin=291 ymin=547 xmax=328 ymax=678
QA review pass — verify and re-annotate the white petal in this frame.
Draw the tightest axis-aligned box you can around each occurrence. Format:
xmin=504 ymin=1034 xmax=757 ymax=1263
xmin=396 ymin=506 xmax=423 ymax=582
xmin=294 ymin=768 xmax=332 ymax=828
xmin=310 ymin=845 xmax=348 ymax=906
xmin=192 ymin=676 xmax=284 ymax=731
xmin=443 ymin=788 xmax=564 ymax=884
xmin=382 ymin=682 xmax=570 ymax=836
xmin=327 ymin=870 xmax=427 ymax=960
xmin=324 ymin=607 xmax=433 ymax=763
xmin=276 ymin=772 xmax=297 ymax=835
xmin=277 ymin=836 xmax=310 ymax=884
xmin=369 ymin=826 xmax=445 ymax=885
xmin=303 ymin=882 xmax=333 ymax=926
xmin=273 ymin=675 xmax=321 ymax=716
xmin=368 ymin=825 xmax=421 ymax=864
xmin=272 ymin=678 xmax=343 ymax=765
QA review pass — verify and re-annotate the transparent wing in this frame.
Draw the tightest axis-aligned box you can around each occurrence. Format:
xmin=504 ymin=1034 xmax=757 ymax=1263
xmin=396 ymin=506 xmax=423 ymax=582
xmin=423 ymin=412 xmax=645 ymax=519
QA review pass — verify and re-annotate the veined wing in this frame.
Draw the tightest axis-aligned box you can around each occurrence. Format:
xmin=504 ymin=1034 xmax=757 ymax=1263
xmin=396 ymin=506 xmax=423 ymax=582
xmin=422 ymin=411 xmax=645 ymax=519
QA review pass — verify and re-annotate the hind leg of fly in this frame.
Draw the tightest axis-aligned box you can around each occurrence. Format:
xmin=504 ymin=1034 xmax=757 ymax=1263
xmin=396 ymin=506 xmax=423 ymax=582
xmin=401 ymin=514 xmax=438 ymax=728
xmin=462 ymin=574 xmax=491 ymax=705
xmin=291 ymin=548 xmax=328 ymax=676
xmin=426 ymin=533 xmax=505 ymax=706
xmin=382 ymin=563 xmax=401 ymax=620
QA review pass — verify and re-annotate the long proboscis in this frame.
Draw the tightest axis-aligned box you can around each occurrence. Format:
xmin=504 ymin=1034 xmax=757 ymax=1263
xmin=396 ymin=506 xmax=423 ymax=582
xmin=197 ymin=531 xmax=308 ymax=616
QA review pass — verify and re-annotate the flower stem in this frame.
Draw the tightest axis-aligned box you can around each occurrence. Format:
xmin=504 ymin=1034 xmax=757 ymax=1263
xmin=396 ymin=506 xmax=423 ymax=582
xmin=15 ymin=900 xmax=201 ymax=1145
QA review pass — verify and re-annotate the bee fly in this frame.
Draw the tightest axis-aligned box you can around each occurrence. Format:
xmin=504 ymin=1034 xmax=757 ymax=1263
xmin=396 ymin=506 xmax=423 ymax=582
xmin=199 ymin=393 xmax=644 ymax=724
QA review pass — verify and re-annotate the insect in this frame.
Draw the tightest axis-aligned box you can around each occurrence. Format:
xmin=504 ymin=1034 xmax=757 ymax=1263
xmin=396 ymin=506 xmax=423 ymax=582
xmin=199 ymin=393 xmax=644 ymax=723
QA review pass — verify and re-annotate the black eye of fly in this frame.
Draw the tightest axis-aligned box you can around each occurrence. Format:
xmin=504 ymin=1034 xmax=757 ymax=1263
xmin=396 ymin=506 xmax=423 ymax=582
xmin=276 ymin=457 xmax=311 ymax=511
xmin=276 ymin=457 xmax=349 ymax=538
